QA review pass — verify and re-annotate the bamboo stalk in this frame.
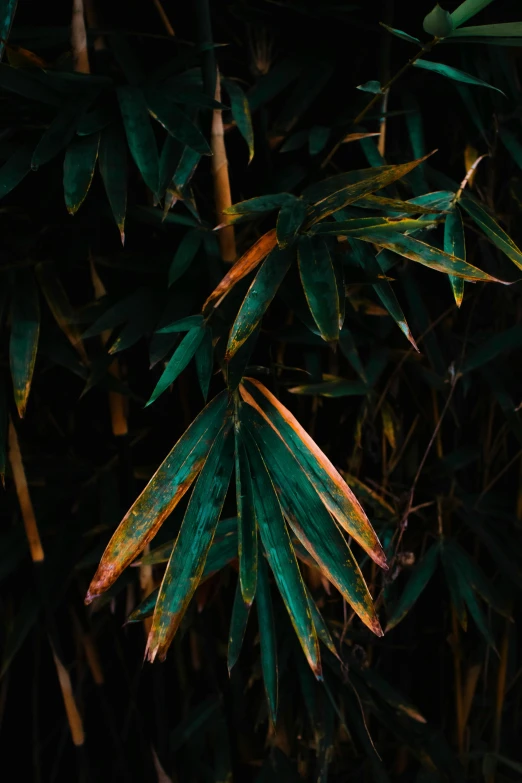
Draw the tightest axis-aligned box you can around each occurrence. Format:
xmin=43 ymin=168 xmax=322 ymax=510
xmin=212 ymin=75 xmax=236 ymax=263
xmin=152 ymin=0 xmax=175 ymax=36
xmin=71 ymin=0 xmax=90 ymax=74
xmin=50 ymin=643 xmax=85 ymax=746
xmin=8 ymin=418 xmax=44 ymax=562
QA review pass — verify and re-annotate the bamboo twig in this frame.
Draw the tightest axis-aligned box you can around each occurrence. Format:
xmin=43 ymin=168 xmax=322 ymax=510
xmin=50 ymin=642 xmax=85 ymax=747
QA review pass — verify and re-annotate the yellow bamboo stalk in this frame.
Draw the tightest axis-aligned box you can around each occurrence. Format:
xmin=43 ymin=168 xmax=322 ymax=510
xmin=461 ymin=662 xmax=481 ymax=731
xmin=8 ymin=418 xmax=44 ymax=562
xmin=51 ymin=644 xmax=85 ymax=746
xmin=212 ymin=75 xmax=236 ymax=263
xmin=71 ymin=0 xmax=90 ymax=74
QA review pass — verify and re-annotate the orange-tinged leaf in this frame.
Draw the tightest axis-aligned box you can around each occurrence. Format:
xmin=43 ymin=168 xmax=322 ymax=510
xmin=202 ymin=229 xmax=277 ymax=314
xmin=239 ymin=378 xmax=387 ymax=570
xmin=145 ymin=419 xmax=234 ymax=662
xmin=85 ymin=391 xmax=230 ymax=603
xmin=10 ymin=270 xmax=40 ymax=418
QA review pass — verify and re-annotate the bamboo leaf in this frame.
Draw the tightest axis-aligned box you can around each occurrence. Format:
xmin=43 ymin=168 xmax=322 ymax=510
xmin=306 ymin=587 xmax=339 ymax=659
xmin=146 ymin=87 xmax=211 ymax=156
xmin=0 ymin=142 xmax=33 ymax=199
xmin=31 ymin=100 xmax=87 ymax=169
xmin=202 ymin=229 xmax=277 ymax=313
xmin=0 ymin=0 xmax=17 ymax=61
xmin=298 ymin=235 xmax=340 ymax=342
xmin=451 ymin=0 xmax=494 ymax=28
xmin=380 ymin=24 xmax=421 ymax=45
xmin=385 ymin=543 xmax=440 ymax=632
xmin=157 ymin=315 xmax=204 ymax=334
xmin=228 ymin=579 xmax=251 ymax=673
xmin=235 ymin=426 xmax=258 ymax=606
xmin=146 ymin=326 xmax=204 ymax=406
xmin=449 ymin=22 xmax=522 ymax=39
xmin=244 ymin=428 xmax=321 ymax=677
xmin=459 ymin=195 xmax=522 ymax=270
xmin=223 ymin=78 xmax=254 ymax=163
xmin=313 ymin=216 xmax=438 ymax=236
xmin=10 ymin=271 xmax=40 ymax=418
xmin=414 ymin=59 xmax=504 ymax=94
xmin=240 ymin=401 xmax=382 ymax=635
xmin=240 ymin=378 xmax=387 ymax=569
xmin=256 ymin=552 xmax=278 ymax=725
xmin=99 ymin=123 xmax=127 ymax=244
xmin=226 ymin=247 xmax=293 ymax=360
xmin=85 ymin=390 xmax=230 ymax=602
xmin=63 ymin=132 xmax=100 ymax=215
xmin=145 ymin=419 xmax=234 ymax=661
xmin=276 ymin=199 xmax=308 ymax=248
xmin=223 ymin=194 xmax=297 ymax=217
xmin=444 ymin=207 xmax=466 ymax=307
xmin=169 ymin=229 xmax=203 ymax=286
xmin=423 ymin=4 xmax=454 ymax=37
xmin=195 ymin=327 xmax=213 ymax=402
xmin=117 ymin=85 xmax=159 ymax=194
xmin=35 ymin=263 xmax=88 ymax=364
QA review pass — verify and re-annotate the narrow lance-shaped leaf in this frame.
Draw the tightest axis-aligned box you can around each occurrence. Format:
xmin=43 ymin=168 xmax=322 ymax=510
xmin=235 ymin=426 xmax=258 ymax=605
xmin=240 ymin=402 xmax=382 ymax=636
xmin=146 ymin=326 xmax=204 ymax=407
xmin=226 ymin=247 xmax=294 ymax=360
xmin=146 ymin=87 xmax=211 ymax=156
xmin=414 ymin=59 xmax=505 ymax=94
xmin=85 ymin=390 xmax=230 ymax=602
xmin=146 ymin=419 xmax=234 ymax=661
xmin=356 ymin=230 xmax=508 ymax=283
xmin=195 ymin=327 xmax=213 ymax=402
xmin=444 ymin=207 xmax=466 ymax=307
xmin=63 ymin=132 xmax=100 ymax=215
xmin=448 ymin=22 xmax=522 ymax=40
xmin=298 ymin=236 xmax=339 ymax=342
xmin=276 ymin=199 xmax=308 ymax=248
xmin=117 ymin=85 xmax=159 ymax=194
xmin=444 ymin=540 xmax=509 ymax=618
xmin=228 ymin=579 xmax=251 ymax=673
xmin=223 ymin=78 xmax=254 ymax=163
xmin=10 ymin=271 xmax=40 ymax=418
xmin=443 ymin=542 xmax=495 ymax=647
xmin=313 ymin=216 xmax=438 ymax=237
xmin=99 ymin=123 xmax=127 ymax=244
xmin=459 ymin=195 xmax=522 ymax=270
xmin=385 ymin=543 xmax=440 ymax=632
xmin=202 ymin=228 xmax=277 ymax=313
xmin=244 ymin=428 xmax=321 ymax=676
xmin=305 ymin=586 xmax=339 ymax=659
xmin=169 ymin=229 xmax=203 ymax=286
xmin=307 ymin=152 xmax=435 ymax=224
xmin=0 ymin=0 xmax=18 ymax=61
xmin=0 ymin=142 xmax=33 ymax=200
xmin=256 ymin=552 xmax=278 ymax=725
xmin=451 ymin=0 xmax=495 ymax=28
xmin=35 ymin=263 xmax=88 ymax=364
xmin=31 ymin=99 xmax=88 ymax=169
xmin=240 ymin=378 xmax=387 ymax=569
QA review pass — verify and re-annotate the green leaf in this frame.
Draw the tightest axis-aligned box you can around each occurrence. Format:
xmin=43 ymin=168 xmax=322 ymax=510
xmin=256 ymin=552 xmax=278 ymax=725
xmin=224 ymin=193 xmax=298 ymax=217
xmin=0 ymin=0 xmax=17 ymax=60
xmin=241 ymin=377 xmax=387 ymax=571
xmin=228 ymin=579 xmax=251 ymax=672
xmin=379 ymin=24 xmax=422 ymax=45
xmin=0 ymin=142 xmax=33 ymax=199
xmin=308 ymin=125 xmax=330 ymax=156
xmin=339 ymin=329 xmax=366 ymax=383
xmin=86 ymin=390 xmax=230 ymax=602
xmin=459 ymin=195 xmax=522 ymax=270
xmin=356 ymin=80 xmax=382 ymax=94
xmin=423 ymin=4 xmax=454 ymax=37
xmin=117 ymin=85 xmax=159 ymax=194
xmin=169 ymin=229 xmax=203 ymax=286
xmin=146 ymin=87 xmax=211 ymax=156
xmin=356 ymin=229 xmax=506 ymax=282
xmin=462 ymin=324 xmax=522 ymax=373
xmin=385 ymin=543 xmax=440 ymax=631
xmin=444 ymin=543 xmax=495 ymax=647
xmin=444 ymin=540 xmax=508 ymax=617
xmin=31 ymin=100 xmax=86 ymax=169
xmin=298 ymin=235 xmax=340 ymax=342
xmin=449 ymin=22 xmax=522 ymax=40
xmin=245 ymin=428 xmax=321 ymax=677
xmin=444 ymin=207 xmax=466 ymax=307
xmin=414 ymin=59 xmax=504 ymax=94
xmin=313 ymin=216 xmax=438 ymax=236
xmin=146 ymin=326 xmax=204 ymax=406
xmin=0 ymin=62 xmax=60 ymax=105
xmin=348 ymin=238 xmax=418 ymax=350
xmin=63 ymin=132 xmax=100 ymax=215
xmin=173 ymin=146 xmax=200 ymax=191
xmin=157 ymin=314 xmax=204 ymax=334
xmin=499 ymin=127 xmax=522 ymax=172
xmin=99 ymin=123 xmax=127 ymax=244
xmin=306 ymin=587 xmax=339 ymax=658
xmin=451 ymin=0 xmax=494 ymax=27
xmin=235 ymin=426 xmax=258 ymax=606
xmin=223 ymin=78 xmax=254 ymax=163
xmin=226 ymin=247 xmax=293 ymax=360
xmin=276 ymin=199 xmax=308 ymax=249
xmin=158 ymin=134 xmax=182 ymax=196
xmin=10 ymin=271 xmax=40 ymax=418
xmin=240 ymin=400 xmax=382 ymax=635
xmin=307 ymin=153 xmax=434 ymax=223
xmin=195 ymin=327 xmax=213 ymax=401
xmin=146 ymin=419 xmax=234 ymax=661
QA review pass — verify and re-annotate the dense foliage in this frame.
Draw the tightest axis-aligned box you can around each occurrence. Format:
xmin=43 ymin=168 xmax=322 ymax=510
xmin=2 ymin=0 xmax=522 ymax=780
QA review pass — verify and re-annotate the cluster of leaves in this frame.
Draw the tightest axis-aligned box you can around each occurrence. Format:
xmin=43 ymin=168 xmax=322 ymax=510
xmin=2 ymin=0 xmax=522 ymax=781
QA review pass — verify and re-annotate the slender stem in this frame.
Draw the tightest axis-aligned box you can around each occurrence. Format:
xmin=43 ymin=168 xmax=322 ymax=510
xmin=321 ymin=36 xmax=439 ymax=169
